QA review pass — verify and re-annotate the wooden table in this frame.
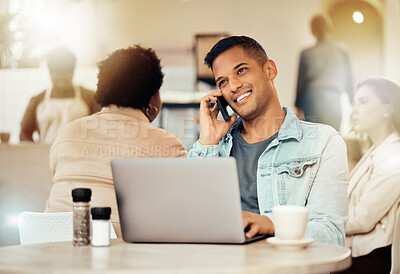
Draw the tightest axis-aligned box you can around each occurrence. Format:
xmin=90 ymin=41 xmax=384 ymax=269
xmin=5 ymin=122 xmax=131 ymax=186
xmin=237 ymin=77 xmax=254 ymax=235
xmin=0 ymin=239 xmax=351 ymax=273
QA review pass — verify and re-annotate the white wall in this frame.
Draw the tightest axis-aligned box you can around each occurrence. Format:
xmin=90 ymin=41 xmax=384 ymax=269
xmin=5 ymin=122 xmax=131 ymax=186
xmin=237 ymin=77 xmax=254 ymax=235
xmin=383 ymin=0 xmax=400 ymax=82
xmin=78 ymin=0 xmax=322 ymax=106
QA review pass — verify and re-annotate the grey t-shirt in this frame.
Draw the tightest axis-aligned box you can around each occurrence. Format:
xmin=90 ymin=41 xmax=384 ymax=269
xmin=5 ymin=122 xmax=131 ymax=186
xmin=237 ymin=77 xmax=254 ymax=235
xmin=230 ymin=125 xmax=278 ymax=214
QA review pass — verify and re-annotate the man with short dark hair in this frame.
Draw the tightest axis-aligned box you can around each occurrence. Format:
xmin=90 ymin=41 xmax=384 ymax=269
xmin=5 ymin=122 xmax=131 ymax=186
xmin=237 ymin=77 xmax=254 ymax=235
xmin=189 ymin=36 xmax=348 ymax=245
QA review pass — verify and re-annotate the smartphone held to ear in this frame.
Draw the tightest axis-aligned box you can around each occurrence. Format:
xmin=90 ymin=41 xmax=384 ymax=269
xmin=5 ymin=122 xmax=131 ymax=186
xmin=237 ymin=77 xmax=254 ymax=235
xmin=216 ymin=96 xmax=234 ymax=121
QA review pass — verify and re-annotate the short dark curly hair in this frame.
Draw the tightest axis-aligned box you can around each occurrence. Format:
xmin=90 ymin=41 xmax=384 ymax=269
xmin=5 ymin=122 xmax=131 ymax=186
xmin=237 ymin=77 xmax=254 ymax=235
xmin=204 ymin=36 xmax=268 ymax=70
xmin=95 ymin=45 xmax=164 ymax=109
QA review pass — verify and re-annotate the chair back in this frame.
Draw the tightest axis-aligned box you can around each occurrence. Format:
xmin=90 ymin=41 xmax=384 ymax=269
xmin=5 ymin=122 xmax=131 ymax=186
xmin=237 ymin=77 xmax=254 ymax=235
xmin=390 ymin=203 xmax=400 ymax=274
xmin=18 ymin=211 xmax=117 ymax=245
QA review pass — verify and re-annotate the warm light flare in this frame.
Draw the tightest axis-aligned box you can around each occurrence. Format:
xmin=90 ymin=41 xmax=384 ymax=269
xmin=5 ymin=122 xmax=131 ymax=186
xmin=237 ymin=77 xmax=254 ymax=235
xmin=353 ymin=11 xmax=364 ymax=24
xmin=7 ymin=0 xmax=91 ymax=62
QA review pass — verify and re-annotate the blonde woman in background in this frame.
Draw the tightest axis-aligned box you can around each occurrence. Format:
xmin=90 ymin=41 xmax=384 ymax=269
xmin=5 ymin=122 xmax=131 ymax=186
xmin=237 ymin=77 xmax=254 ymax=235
xmin=337 ymin=77 xmax=400 ymax=273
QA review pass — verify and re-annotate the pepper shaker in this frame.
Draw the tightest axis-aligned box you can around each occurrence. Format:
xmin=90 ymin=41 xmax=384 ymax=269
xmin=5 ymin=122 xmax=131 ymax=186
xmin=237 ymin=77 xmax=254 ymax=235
xmin=72 ymin=188 xmax=92 ymax=246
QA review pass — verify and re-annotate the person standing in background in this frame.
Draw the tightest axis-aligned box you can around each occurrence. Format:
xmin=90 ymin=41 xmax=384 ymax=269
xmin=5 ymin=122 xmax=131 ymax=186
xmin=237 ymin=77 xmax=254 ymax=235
xmin=20 ymin=48 xmax=101 ymax=144
xmin=295 ymin=13 xmax=354 ymax=131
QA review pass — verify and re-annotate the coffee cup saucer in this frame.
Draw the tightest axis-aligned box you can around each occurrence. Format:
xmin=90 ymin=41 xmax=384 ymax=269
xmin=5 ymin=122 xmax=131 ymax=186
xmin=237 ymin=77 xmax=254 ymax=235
xmin=266 ymin=237 xmax=314 ymax=250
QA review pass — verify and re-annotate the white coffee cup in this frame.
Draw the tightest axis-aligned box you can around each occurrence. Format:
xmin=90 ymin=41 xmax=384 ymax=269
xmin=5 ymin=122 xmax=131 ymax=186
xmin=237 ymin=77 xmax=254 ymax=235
xmin=272 ymin=205 xmax=309 ymax=240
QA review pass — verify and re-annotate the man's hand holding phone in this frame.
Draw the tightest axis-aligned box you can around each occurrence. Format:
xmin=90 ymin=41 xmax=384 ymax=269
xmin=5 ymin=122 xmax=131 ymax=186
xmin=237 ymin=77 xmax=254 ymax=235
xmin=198 ymin=90 xmax=237 ymax=146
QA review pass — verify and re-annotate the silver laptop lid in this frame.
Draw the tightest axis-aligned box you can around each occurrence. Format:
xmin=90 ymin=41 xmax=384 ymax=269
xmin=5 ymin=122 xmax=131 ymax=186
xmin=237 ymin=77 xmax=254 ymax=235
xmin=111 ymin=157 xmax=246 ymax=243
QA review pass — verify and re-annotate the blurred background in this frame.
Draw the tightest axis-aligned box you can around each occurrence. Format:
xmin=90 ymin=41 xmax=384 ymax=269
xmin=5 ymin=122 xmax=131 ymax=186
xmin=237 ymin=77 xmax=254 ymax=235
xmin=0 ymin=0 xmax=399 ymax=246
xmin=1 ymin=0 xmax=399 ymax=143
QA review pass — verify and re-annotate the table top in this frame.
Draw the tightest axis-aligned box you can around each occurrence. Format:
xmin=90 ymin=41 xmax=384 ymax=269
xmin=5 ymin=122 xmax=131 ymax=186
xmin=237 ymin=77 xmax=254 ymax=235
xmin=0 ymin=238 xmax=351 ymax=273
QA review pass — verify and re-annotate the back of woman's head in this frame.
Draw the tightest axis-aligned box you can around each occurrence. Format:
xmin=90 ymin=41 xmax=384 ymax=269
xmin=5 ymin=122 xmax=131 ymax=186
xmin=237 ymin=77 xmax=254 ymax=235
xmin=358 ymin=77 xmax=400 ymax=133
xmin=95 ymin=45 xmax=164 ymax=109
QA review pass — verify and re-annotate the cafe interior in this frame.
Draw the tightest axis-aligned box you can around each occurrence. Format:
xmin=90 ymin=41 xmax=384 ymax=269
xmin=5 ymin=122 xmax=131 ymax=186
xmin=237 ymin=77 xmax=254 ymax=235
xmin=0 ymin=0 xmax=399 ymax=272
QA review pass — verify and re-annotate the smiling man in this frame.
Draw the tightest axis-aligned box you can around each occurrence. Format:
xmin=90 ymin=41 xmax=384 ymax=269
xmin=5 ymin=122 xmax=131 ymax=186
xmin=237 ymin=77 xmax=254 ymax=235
xmin=189 ymin=36 xmax=349 ymax=245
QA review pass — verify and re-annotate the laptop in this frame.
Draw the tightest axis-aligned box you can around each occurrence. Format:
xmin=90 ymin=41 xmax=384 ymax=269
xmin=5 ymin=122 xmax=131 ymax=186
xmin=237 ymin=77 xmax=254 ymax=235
xmin=111 ymin=157 xmax=269 ymax=244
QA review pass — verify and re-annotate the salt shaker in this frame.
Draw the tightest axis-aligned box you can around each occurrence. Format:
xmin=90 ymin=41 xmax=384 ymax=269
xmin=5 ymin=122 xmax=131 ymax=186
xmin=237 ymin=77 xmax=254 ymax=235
xmin=72 ymin=188 xmax=92 ymax=246
xmin=91 ymin=207 xmax=112 ymax=247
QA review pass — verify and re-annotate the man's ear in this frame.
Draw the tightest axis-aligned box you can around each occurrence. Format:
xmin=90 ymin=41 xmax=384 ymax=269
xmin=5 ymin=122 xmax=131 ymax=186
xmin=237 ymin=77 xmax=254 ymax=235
xmin=263 ymin=59 xmax=277 ymax=80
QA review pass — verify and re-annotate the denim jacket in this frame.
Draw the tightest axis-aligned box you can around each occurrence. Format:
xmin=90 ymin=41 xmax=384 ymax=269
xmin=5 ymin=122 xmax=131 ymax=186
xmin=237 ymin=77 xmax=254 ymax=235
xmin=189 ymin=107 xmax=349 ymax=245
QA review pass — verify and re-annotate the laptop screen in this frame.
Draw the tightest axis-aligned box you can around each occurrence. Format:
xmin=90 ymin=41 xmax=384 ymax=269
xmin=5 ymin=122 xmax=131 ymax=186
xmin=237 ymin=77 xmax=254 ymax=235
xmin=111 ymin=157 xmax=254 ymax=243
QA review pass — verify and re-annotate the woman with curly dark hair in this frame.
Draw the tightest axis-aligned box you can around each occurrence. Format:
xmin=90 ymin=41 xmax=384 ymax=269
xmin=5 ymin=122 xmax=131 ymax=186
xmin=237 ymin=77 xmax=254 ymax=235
xmin=45 ymin=45 xmax=187 ymax=237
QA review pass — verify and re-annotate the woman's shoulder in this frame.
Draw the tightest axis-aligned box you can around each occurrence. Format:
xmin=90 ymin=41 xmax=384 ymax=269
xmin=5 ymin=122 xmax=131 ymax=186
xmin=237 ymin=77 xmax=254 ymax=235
xmin=147 ymin=127 xmax=187 ymax=156
xmin=149 ymin=126 xmax=183 ymax=144
xmin=373 ymin=137 xmax=400 ymax=172
xmin=374 ymin=134 xmax=400 ymax=156
xmin=52 ymin=114 xmax=96 ymax=144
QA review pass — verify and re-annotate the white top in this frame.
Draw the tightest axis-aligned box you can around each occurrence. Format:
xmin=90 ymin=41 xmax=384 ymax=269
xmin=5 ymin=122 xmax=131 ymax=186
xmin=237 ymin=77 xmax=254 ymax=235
xmin=346 ymin=133 xmax=400 ymax=257
xmin=36 ymin=86 xmax=90 ymax=144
